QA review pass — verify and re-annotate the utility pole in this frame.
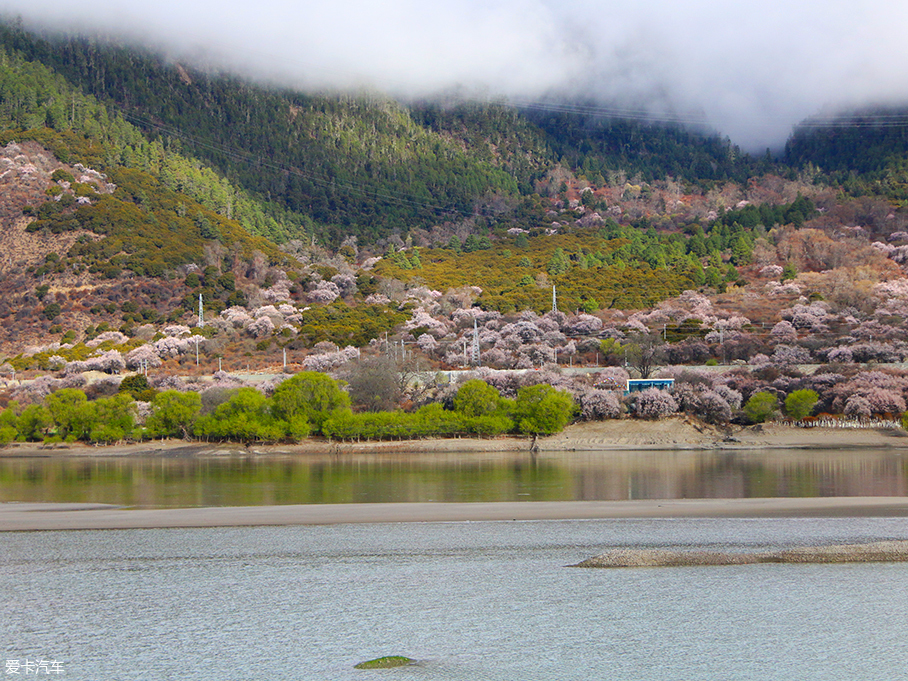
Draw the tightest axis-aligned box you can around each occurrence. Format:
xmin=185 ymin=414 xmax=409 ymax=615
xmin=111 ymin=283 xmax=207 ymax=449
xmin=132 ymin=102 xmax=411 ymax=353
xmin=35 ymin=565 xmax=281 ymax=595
xmin=198 ymin=293 xmax=204 ymax=328
xmin=552 ymin=285 xmax=557 ymax=313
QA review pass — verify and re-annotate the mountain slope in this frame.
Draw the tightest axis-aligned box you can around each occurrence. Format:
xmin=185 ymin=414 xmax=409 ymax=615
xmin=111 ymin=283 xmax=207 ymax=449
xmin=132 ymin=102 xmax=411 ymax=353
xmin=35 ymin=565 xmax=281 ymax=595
xmin=0 ymin=23 xmax=554 ymax=243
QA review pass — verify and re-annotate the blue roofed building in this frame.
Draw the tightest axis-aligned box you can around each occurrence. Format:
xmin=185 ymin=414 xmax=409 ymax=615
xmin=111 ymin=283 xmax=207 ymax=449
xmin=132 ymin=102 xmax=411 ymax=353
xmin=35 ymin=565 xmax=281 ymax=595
xmin=625 ymin=378 xmax=675 ymax=395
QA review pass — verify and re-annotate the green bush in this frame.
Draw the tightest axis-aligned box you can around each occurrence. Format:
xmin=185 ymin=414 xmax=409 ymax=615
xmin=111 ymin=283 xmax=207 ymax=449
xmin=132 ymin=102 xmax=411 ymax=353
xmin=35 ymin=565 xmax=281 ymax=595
xmin=45 ymin=388 xmax=93 ymax=440
xmin=51 ymin=169 xmax=75 ymax=183
xmin=322 ymin=404 xmax=467 ymax=441
xmin=271 ymin=372 xmax=351 ymax=434
xmin=16 ymin=404 xmax=51 ymax=441
xmin=0 ymin=425 xmax=17 ymax=446
xmin=193 ymin=388 xmax=289 ymax=442
xmin=119 ymin=373 xmax=153 ymax=400
xmin=784 ymin=389 xmax=818 ymax=421
xmin=513 ymin=384 xmax=575 ymax=435
xmin=453 ymin=380 xmax=513 ymax=435
xmin=89 ymin=393 xmax=136 ymax=443
xmin=743 ymin=391 xmax=778 ymax=424
xmin=453 ymin=380 xmax=502 ymax=418
xmin=462 ymin=414 xmax=513 ymax=437
xmin=146 ymin=390 xmax=202 ymax=439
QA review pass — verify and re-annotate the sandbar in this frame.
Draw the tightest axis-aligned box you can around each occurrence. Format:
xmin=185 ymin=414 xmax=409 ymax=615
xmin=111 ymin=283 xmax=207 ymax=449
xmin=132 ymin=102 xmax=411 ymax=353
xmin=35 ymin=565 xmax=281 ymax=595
xmin=3 ymin=497 xmax=908 ymax=531
xmin=573 ymin=540 xmax=908 ymax=567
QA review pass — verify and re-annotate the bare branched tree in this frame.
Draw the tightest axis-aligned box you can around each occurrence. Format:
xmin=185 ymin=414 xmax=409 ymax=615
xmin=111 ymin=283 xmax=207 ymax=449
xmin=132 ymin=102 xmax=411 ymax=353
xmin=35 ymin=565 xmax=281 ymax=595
xmin=625 ymin=332 xmax=666 ymax=379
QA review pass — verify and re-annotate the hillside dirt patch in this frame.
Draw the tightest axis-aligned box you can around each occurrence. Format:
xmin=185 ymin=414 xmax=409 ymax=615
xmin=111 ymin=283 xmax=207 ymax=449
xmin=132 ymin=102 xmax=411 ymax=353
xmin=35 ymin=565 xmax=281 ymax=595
xmin=0 ymin=216 xmax=94 ymax=275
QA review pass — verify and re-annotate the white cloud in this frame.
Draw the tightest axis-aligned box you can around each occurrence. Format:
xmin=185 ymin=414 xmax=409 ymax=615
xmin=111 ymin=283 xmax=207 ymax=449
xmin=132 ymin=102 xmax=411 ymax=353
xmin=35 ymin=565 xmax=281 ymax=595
xmin=6 ymin=0 xmax=908 ymax=150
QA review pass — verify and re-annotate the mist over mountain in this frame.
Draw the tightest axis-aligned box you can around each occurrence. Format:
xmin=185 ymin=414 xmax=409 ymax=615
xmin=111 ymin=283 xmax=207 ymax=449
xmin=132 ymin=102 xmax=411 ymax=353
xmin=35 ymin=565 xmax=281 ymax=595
xmin=7 ymin=0 xmax=908 ymax=152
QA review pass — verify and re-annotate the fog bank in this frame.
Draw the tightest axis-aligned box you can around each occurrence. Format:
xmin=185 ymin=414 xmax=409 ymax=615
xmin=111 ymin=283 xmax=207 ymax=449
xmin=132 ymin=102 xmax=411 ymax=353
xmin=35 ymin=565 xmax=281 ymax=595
xmin=6 ymin=0 xmax=908 ymax=150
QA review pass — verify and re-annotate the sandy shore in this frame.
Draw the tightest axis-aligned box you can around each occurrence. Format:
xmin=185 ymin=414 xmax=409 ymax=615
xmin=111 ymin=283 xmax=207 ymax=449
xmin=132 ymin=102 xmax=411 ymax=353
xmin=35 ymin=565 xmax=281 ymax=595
xmin=3 ymin=497 xmax=908 ymax=531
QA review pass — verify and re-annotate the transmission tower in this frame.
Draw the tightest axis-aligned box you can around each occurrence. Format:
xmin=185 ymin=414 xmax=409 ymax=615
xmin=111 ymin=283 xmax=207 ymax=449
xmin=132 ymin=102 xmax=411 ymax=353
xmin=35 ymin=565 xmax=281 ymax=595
xmin=471 ymin=318 xmax=480 ymax=365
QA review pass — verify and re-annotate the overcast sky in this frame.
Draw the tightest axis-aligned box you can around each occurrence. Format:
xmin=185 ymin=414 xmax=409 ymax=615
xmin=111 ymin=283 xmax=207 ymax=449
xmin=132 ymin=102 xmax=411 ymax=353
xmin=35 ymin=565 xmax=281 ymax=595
xmin=6 ymin=0 xmax=908 ymax=151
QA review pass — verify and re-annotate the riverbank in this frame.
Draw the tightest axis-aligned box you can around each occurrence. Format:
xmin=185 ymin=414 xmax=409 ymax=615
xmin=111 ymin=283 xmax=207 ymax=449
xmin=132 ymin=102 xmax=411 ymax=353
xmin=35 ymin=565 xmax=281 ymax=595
xmin=1 ymin=416 xmax=907 ymax=458
xmin=3 ymin=497 xmax=908 ymax=531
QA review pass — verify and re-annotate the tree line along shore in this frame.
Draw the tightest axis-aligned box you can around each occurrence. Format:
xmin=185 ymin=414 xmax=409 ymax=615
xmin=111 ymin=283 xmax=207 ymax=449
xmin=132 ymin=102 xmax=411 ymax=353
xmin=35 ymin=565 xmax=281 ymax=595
xmin=2 ymin=362 xmax=908 ymax=449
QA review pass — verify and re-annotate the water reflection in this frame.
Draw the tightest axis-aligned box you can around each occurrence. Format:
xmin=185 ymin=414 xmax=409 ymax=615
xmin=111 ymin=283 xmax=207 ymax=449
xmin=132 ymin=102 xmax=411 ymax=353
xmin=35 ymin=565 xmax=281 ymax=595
xmin=0 ymin=449 xmax=906 ymax=507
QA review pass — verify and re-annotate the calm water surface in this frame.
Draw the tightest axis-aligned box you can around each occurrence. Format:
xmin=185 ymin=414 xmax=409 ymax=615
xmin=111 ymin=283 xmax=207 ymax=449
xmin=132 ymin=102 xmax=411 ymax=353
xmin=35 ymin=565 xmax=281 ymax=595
xmin=3 ymin=450 xmax=908 ymax=680
xmin=1 ymin=448 xmax=907 ymax=507
xmin=2 ymin=518 xmax=908 ymax=680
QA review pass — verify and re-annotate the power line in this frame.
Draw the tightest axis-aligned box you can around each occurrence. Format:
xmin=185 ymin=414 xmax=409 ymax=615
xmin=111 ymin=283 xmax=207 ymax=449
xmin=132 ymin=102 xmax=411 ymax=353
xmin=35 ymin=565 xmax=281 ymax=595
xmin=796 ymin=112 xmax=908 ymax=129
xmin=505 ymin=97 xmax=710 ymax=125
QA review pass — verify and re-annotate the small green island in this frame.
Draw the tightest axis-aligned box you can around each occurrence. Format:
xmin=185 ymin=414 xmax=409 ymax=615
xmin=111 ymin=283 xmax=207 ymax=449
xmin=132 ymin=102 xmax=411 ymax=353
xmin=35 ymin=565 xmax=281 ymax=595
xmin=354 ymin=656 xmax=415 ymax=670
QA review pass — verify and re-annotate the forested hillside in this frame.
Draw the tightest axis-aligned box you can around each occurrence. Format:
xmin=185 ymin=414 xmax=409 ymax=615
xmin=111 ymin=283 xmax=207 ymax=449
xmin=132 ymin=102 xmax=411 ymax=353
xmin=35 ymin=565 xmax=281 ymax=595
xmin=785 ymin=109 xmax=908 ymax=204
xmin=525 ymin=110 xmax=767 ymax=186
xmin=0 ymin=22 xmax=554 ymax=243
xmin=4 ymin=15 xmax=908 ymax=439
xmin=0 ymin=20 xmax=790 ymax=247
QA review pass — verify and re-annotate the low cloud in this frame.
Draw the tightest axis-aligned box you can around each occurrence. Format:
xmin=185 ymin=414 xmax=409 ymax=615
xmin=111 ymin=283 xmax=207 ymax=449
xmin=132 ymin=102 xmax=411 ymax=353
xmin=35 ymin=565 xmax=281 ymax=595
xmin=7 ymin=0 xmax=908 ymax=150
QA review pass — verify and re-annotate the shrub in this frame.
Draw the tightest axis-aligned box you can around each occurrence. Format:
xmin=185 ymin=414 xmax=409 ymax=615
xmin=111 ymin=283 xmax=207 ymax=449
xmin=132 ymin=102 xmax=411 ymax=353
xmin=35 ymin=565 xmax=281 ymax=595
xmin=743 ymin=391 xmax=778 ymax=423
xmin=16 ymin=405 xmax=51 ymax=441
xmin=0 ymin=425 xmax=16 ymax=446
xmin=342 ymin=356 xmax=401 ymax=412
xmin=577 ymin=388 xmax=622 ymax=420
xmin=119 ymin=373 xmax=153 ymax=400
xmin=453 ymin=380 xmax=503 ymax=418
xmin=695 ymin=390 xmax=732 ymax=424
xmin=45 ymin=388 xmax=93 ymax=440
xmin=89 ymin=393 xmax=136 ymax=443
xmin=271 ymin=371 xmax=351 ymax=433
xmin=632 ymin=388 xmax=678 ymax=419
xmin=513 ymin=384 xmax=575 ymax=435
xmin=146 ymin=390 xmax=202 ymax=439
xmin=784 ymin=389 xmax=819 ymax=420
xmin=51 ymin=169 xmax=75 ymax=183
xmin=462 ymin=413 xmax=513 ymax=437
xmin=844 ymin=396 xmax=872 ymax=418
xmin=322 ymin=405 xmax=468 ymax=441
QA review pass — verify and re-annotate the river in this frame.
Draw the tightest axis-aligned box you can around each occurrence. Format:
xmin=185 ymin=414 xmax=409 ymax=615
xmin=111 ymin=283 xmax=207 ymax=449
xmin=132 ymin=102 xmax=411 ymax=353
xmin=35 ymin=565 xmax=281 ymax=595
xmin=1 ymin=448 xmax=906 ymax=507
xmin=2 ymin=450 xmax=907 ymax=680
